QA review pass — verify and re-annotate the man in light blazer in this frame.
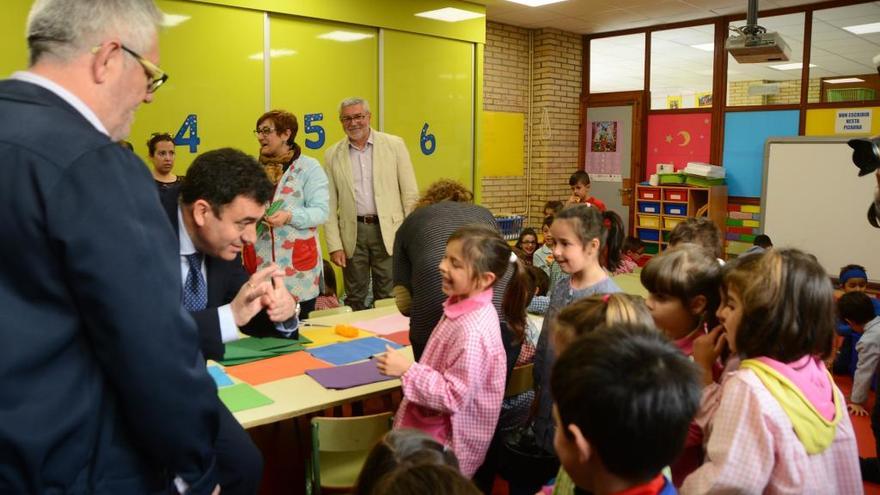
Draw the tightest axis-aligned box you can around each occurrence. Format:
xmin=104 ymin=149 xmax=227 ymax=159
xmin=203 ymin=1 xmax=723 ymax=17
xmin=324 ymin=97 xmax=419 ymax=310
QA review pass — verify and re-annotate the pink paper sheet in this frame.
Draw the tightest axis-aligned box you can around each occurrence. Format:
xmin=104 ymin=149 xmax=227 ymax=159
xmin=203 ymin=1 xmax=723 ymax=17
xmin=349 ymin=313 xmax=410 ymax=336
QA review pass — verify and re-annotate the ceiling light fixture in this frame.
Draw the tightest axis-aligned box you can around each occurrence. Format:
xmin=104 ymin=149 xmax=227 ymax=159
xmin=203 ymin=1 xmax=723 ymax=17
xmin=505 ymin=0 xmax=568 ymax=5
xmin=824 ymin=77 xmax=866 ymax=84
xmin=414 ymin=7 xmax=484 ymax=22
xmin=768 ymin=62 xmax=816 ymax=71
xmin=843 ymin=22 xmax=880 ymax=35
xmin=317 ymin=31 xmax=374 ymax=42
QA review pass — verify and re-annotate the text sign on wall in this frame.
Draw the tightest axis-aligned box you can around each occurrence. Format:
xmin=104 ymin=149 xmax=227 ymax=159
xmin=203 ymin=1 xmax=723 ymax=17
xmin=835 ymin=109 xmax=873 ymax=134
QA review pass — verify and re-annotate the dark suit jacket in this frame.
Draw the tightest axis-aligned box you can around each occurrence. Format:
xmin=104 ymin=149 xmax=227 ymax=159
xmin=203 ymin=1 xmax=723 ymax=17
xmin=0 ymin=80 xmax=219 ymax=493
xmin=160 ymin=188 xmax=282 ymax=361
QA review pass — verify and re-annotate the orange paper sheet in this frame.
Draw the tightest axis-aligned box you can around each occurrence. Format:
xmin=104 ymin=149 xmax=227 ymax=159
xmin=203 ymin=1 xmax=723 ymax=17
xmin=225 ymin=351 xmax=332 ymax=385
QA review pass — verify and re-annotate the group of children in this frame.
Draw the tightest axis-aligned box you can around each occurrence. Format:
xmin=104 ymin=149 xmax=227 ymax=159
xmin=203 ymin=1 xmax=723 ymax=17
xmin=352 ymin=169 xmax=874 ymax=494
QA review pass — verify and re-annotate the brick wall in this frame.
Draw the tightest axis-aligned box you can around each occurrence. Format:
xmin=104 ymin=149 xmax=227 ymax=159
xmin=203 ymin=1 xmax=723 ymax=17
xmin=481 ymin=23 xmax=582 ymax=229
xmin=727 ymin=78 xmax=821 ymax=106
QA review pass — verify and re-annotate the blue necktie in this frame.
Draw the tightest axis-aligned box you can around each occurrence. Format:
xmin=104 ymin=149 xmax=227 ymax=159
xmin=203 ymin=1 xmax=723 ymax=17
xmin=183 ymin=252 xmax=207 ymax=311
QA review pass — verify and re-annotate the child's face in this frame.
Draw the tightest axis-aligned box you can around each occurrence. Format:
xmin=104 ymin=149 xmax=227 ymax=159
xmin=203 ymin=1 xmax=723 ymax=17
xmin=843 ymin=277 xmax=868 ymax=293
xmin=571 ymin=182 xmax=590 ymax=201
xmin=544 ymin=207 xmax=554 ymax=218
xmin=553 ymin=405 xmax=592 ymax=491
xmin=550 ymin=219 xmax=599 ymax=275
xmin=542 ymin=225 xmax=554 ymax=247
xmin=717 ymin=286 xmax=744 ymax=353
xmin=520 ymin=234 xmax=538 ymax=255
xmin=438 ymin=239 xmax=479 ymax=298
xmin=646 ymin=293 xmax=699 ymax=340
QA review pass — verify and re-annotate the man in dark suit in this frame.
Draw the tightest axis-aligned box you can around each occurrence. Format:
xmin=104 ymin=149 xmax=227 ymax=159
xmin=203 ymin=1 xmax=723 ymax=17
xmin=161 ymin=148 xmax=300 ymax=495
xmin=0 ymin=1 xmax=219 ymax=493
xmin=161 ymin=149 xmax=300 ymax=362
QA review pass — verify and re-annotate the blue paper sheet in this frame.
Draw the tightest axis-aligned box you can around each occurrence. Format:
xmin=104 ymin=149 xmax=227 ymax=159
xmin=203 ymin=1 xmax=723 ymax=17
xmin=306 ymin=337 xmax=402 ymax=366
xmin=208 ymin=365 xmax=234 ymax=388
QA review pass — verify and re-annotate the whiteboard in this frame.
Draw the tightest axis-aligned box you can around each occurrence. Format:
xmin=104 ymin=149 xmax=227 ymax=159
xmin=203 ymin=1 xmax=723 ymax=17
xmin=761 ymin=137 xmax=880 ymax=281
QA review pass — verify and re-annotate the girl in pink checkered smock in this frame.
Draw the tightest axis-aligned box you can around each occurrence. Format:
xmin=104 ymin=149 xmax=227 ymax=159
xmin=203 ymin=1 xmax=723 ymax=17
xmin=376 ymin=224 xmax=531 ymax=477
xmin=681 ymin=249 xmax=862 ymax=494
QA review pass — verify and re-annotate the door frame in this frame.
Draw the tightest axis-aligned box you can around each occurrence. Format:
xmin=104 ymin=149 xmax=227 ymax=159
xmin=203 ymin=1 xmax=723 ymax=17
xmin=578 ymin=91 xmax=645 ymax=236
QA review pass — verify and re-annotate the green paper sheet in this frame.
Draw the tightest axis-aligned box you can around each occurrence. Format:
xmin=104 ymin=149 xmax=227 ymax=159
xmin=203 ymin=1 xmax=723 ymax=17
xmin=230 ymin=336 xmax=312 ymax=352
xmin=218 ymin=383 xmax=274 ymax=412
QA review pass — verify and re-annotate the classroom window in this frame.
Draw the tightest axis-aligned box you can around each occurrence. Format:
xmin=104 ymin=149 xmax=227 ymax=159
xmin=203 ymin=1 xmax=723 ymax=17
xmin=590 ymin=33 xmax=645 ymax=94
xmin=809 ymin=4 xmax=880 ymax=104
xmin=726 ymin=13 xmax=806 ymax=107
xmin=650 ymin=25 xmax=715 ymax=110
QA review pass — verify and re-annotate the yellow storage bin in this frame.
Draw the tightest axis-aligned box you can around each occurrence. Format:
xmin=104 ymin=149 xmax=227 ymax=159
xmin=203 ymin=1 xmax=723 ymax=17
xmin=663 ymin=216 xmax=684 ymax=230
xmin=638 ymin=215 xmax=660 ymax=228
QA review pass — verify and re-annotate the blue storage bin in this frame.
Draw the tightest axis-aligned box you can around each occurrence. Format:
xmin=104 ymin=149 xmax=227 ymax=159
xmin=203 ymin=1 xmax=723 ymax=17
xmin=663 ymin=203 xmax=687 ymax=216
xmin=637 ymin=228 xmax=660 ymax=242
xmin=638 ymin=201 xmax=660 ymax=214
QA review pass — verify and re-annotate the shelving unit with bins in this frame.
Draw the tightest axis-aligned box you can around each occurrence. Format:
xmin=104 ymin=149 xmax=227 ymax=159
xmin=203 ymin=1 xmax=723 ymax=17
xmin=635 ymin=184 xmax=728 ymax=256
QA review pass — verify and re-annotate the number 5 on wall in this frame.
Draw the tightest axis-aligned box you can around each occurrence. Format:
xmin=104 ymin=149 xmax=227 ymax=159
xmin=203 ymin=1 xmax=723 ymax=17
xmin=304 ymin=113 xmax=325 ymax=150
xmin=173 ymin=114 xmax=200 ymax=153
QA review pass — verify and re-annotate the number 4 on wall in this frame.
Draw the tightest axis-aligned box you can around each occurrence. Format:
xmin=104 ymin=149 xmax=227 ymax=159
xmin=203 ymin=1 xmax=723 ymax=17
xmin=174 ymin=114 xmax=200 ymax=153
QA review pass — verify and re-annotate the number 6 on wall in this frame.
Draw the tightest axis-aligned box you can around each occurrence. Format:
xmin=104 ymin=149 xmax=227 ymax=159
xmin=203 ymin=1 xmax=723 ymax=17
xmin=420 ymin=123 xmax=436 ymax=155
xmin=173 ymin=114 xmax=200 ymax=153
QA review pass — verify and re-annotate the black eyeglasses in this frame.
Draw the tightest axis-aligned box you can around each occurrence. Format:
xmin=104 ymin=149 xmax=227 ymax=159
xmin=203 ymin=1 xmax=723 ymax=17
xmin=119 ymin=45 xmax=168 ymax=93
xmin=254 ymin=126 xmax=277 ymax=137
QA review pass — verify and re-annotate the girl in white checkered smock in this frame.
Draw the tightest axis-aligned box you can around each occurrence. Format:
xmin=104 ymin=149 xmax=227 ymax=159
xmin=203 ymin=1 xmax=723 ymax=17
xmin=376 ymin=224 xmax=532 ymax=477
xmin=682 ymin=249 xmax=862 ymax=494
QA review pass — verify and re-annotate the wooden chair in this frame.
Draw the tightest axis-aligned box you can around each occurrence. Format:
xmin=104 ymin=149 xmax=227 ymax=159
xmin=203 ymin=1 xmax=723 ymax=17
xmin=505 ymin=363 xmax=534 ymax=398
xmin=373 ymin=297 xmax=397 ymax=308
xmin=306 ymin=412 xmax=393 ymax=495
xmin=308 ymin=306 xmax=353 ymax=319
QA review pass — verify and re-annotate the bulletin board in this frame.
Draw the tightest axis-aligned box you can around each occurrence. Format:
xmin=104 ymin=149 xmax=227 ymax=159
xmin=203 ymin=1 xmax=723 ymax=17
xmin=721 ymin=110 xmax=800 ymax=197
xmin=130 ymin=0 xmax=266 ymax=174
xmin=761 ymin=137 xmax=880 ymax=281
xmin=481 ymin=111 xmax=524 ymax=177
xmin=383 ymin=30 xmax=475 ymax=191
xmin=268 ymin=15 xmax=378 ymax=162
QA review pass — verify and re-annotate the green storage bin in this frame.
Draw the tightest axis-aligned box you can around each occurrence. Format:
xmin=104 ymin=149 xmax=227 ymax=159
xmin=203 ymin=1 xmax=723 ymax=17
xmin=658 ymin=173 xmax=686 ymax=185
xmin=644 ymin=244 xmax=659 ymax=255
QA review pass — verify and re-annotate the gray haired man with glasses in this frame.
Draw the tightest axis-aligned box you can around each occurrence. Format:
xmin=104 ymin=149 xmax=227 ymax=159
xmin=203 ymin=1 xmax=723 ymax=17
xmin=0 ymin=1 xmax=221 ymax=494
xmin=324 ymin=97 xmax=419 ymax=310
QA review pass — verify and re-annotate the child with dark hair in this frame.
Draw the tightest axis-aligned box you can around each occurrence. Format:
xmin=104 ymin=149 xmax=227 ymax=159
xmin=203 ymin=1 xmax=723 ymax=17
xmin=566 ymin=170 xmax=606 ymax=211
xmin=837 ymin=291 xmax=880 ymax=483
xmin=514 ymin=228 xmax=540 ymax=267
xmin=682 ymin=249 xmax=861 ymax=493
xmin=526 ymin=266 xmax=550 ymax=315
xmin=354 ymin=429 xmax=460 ymax=495
xmin=667 ymin=217 xmax=723 ymax=261
xmin=543 ymin=200 xmax=564 ymax=218
xmin=315 ymin=260 xmax=341 ymax=311
xmin=552 ymin=323 xmax=701 ymax=495
xmin=374 ymin=464 xmax=481 ymax=495
xmin=833 ymin=264 xmax=880 ymax=376
xmin=618 ymin=236 xmax=646 ymax=272
xmin=376 ymin=224 xmax=532 ymax=477
xmin=534 ymin=216 xmax=563 ymax=293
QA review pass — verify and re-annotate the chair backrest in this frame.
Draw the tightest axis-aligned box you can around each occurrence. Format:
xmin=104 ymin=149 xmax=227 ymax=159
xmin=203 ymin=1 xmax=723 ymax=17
xmin=309 ymin=305 xmax=353 ymax=319
xmin=374 ymin=297 xmax=397 ymax=308
xmin=505 ymin=363 xmax=534 ymax=398
xmin=308 ymin=413 xmax=393 ymax=494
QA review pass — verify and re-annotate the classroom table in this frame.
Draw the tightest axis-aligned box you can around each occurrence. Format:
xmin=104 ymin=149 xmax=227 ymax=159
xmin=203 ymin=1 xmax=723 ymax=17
xmin=225 ymin=305 xmax=410 ymax=429
xmin=611 ymin=272 xmax=649 ymax=298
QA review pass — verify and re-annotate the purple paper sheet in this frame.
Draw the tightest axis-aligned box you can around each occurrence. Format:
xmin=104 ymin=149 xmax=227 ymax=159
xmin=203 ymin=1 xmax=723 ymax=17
xmin=305 ymin=359 xmax=395 ymax=390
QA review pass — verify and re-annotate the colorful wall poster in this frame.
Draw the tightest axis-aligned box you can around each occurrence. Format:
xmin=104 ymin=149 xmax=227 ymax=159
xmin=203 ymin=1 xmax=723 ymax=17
xmin=666 ymin=95 xmax=683 ymax=109
xmin=696 ymin=92 xmax=713 ymax=107
xmin=585 ymin=120 xmax=621 ymax=181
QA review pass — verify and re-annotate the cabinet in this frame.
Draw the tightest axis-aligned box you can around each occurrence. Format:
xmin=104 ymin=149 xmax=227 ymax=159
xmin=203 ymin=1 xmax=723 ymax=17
xmin=635 ymin=184 xmax=727 ymax=256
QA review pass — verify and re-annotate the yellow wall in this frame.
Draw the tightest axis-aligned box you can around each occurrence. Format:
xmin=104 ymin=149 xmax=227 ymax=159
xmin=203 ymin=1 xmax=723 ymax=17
xmin=805 ymin=107 xmax=880 ymax=137
xmin=383 ymin=30 xmax=475 ymax=192
xmin=132 ymin=0 xmax=265 ymax=174
xmin=268 ymin=15 xmax=378 ymax=162
xmin=0 ymin=2 xmax=30 ymax=78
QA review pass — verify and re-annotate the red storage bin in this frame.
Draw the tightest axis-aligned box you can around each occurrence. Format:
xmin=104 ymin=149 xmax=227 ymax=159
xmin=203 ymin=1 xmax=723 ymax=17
xmin=664 ymin=188 xmax=688 ymax=202
xmin=638 ymin=187 xmax=660 ymax=200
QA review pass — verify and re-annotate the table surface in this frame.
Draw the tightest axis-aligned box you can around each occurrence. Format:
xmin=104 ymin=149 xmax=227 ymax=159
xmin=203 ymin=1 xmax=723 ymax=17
xmin=225 ymin=305 xmax=410 ymax=429
xmin=611 ymin=272 xmax=649 ymax=298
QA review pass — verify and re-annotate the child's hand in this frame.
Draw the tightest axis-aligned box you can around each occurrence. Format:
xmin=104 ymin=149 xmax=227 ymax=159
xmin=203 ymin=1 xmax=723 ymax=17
xmin=566 ymin=194 xmax=580 ymax=205
xmin=848 ymin=403 xmax=869 ymax=416
xmin=375 ymin=345 xmax=412 ymax=377
xmin=693 ymin=325 xmax=727 ymax=386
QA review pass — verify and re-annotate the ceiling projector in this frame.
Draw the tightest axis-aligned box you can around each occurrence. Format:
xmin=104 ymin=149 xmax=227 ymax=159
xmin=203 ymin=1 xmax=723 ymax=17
xmin=726 ymin=0 xmax=790 ymax=63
